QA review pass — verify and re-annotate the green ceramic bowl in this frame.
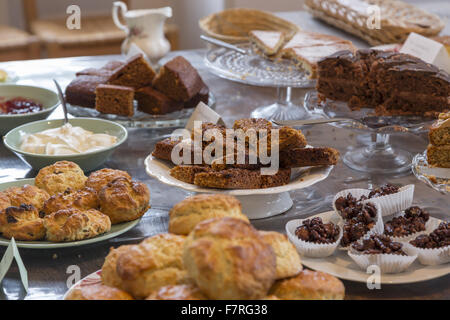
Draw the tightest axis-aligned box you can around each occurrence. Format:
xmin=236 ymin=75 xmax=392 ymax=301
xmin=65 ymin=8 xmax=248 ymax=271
xmin=3 ymin=118 xmax=128 ymax=172
xmin=0 ymin=84 xmax=60 ymax=135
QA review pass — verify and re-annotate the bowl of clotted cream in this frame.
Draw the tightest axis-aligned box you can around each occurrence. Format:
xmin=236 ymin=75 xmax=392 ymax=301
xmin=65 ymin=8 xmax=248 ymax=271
xmin=3 ymin=118 xmax=128 ymax=171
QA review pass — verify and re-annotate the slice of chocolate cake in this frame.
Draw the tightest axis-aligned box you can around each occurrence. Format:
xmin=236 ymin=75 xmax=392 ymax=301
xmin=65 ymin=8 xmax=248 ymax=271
xmin=136 ymin=86 xmax=183 ymax=115
xmin=317 ymin=49 xmax=450 ymax=117
xmin=152 ymin=56 xmax=204 ymax=102
xmin=65 ymin=75 xmax=109 ymax=108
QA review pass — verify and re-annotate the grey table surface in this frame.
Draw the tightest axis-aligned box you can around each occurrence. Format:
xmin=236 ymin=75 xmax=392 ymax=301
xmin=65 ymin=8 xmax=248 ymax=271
xmin=0 ymin=7 xmax=449 ymax=300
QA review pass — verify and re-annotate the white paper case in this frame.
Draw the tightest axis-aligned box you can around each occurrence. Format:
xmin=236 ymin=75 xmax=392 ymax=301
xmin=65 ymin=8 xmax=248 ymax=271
xmin=286 ymin=218 xmax=342 ymax=258
xmin=402 ymin=242 xmax=450 ymax=266
xmin=333 ymin=185 xmax=414 ymax=217
xmin=347 ymin=250 xmax=417 ymax=274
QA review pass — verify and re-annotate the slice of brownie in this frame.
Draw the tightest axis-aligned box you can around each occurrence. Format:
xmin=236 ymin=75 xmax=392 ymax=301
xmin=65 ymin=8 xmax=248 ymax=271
xmin=152 ymin=56 xmax=204 ymax=102
xmin=65 ymin=75 xmax=109 ymax=108
xmin=152 ymin=137 xmax=183 ymax=161
xmin=170 ymin=165 xmax=212 ymax=184
xmin=280 ymin=147 xmax=340 ymax=168
xmin=108 ymin=54 xmax=156 ymax=89
xmin=136 ymin=86 xmax=183 ymax=115
xmin=95 ymin=84 xmax=134 ymax=117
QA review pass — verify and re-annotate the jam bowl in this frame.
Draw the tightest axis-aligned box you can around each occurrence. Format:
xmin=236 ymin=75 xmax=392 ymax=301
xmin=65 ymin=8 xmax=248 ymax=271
xmin=0 ymin=84 xmax=59 ymax=135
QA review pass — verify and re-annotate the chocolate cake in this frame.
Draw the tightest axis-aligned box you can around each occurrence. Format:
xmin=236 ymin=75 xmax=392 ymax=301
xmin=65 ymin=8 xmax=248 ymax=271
xmin=184 ymin=83 xmax=209 ymax=109
xmin=76 ymin=60 xmax=124 ymax=77
xmin=108 ymin=54 xmax=156 ymax=89
xmin=152 ymin=56 xmax=204 ymax=102
xmin=95 ymin=84 xmax=134 ymax=117
xmin=280 ymin=147 xmax=340 ymax=168
xmin=317 ymin=49 xmax=450 ymax=117
xmin=65 ymin=75 xmax=109 ymax=108
xmin=136 ymin=86 xmax=183 ymax=115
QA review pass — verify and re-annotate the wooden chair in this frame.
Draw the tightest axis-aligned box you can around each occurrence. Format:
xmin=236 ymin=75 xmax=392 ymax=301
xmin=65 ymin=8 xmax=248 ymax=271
xmin=0 ymin=25 xmax=40 ymax=61
xmin=22 ymin=0 xmax=179 ymax=58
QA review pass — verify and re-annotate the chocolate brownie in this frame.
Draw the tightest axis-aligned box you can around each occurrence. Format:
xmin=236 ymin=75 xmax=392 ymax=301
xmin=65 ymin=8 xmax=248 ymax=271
xmin=65 ymin=75 xmax=109 ymax=108
xmin=169 ymin=165 xmax=212 ymax=184
xmin=352 ymin=234 xmax=406 ymax=255
xmin=76 ymin=60 xmax=124 ymax=77
xmin=152 ymin=56 xmax=204 ymax=102
xmin=95 ymin=84 xmax=134 ymax=116
xmin=152 ymin=137 xmax=183 ymax=161
xmin=280 ymin=147 xmax=340 ymax=168
xmin=136 ymin=86 xmax=183 ymax=115
xmin=108 ymin=54 xmax=156 ymax=89
xmin=184 ymin=82 xmax=209 ymax=109
xmin=317 ymin=49 xmax=450 ymax=117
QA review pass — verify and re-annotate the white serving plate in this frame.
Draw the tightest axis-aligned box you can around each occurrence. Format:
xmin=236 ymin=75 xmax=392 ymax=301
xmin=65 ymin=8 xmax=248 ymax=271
xmin=294 ymin=210 xmax=450 ymax=284
xmin=0 ymin=178 xmax=140 ymax=249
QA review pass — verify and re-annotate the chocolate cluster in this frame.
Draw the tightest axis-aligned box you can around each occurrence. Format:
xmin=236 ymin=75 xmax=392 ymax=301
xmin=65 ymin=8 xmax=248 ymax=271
xmin=384 ymin=206 xmax=430 ymax=237
xmin=340 ymin=202 xmax=378 ymax=247
xmin=367 ymin=184 xmax=400 ymax=198
xmin=295 ymin=217 xmax=340 ymax=244
xmin=352 ymin=234 xmax=406 ymax=255
xmin=410 ymin=222 xmax=449 ymax=249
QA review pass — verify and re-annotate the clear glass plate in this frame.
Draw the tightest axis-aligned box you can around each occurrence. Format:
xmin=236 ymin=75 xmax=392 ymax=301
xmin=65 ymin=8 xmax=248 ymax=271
xmin=67 ymin=93 xmax=216 ymax=129
xmin=412 ymin=151 xmax=450 ymax=194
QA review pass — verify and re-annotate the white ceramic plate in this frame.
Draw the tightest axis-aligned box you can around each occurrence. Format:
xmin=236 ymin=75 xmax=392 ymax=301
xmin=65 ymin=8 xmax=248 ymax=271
xmin=144 ymin=154 xmax=334 ymax=196
xmin=0 ymin=178 xmax=141 ymax=249
xmin=296 ymin=211 xmax=450 ymax=284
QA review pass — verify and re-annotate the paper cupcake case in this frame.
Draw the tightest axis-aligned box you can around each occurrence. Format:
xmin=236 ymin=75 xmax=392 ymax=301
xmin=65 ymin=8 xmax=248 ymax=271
xmin=347 ymin=249 xmax=418 ymax=274
xmin=332 ymin=185 xmax=415 ymax=217
xmin=286 ymin=218 xmax=343 ymax=258
xmin=338 ymin=201 xmax=385 ymax=250
xmin=402 ymin=242 xmax=450 ymax=266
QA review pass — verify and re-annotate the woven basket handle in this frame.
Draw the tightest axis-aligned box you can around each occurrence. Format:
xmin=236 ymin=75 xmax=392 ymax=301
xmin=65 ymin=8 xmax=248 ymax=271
xmin=112 ymin=1 xmax=128 ymax=32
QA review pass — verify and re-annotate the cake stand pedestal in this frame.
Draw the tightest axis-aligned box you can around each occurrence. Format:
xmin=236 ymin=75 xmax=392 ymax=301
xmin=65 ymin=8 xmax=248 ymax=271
xmin=236 ymin=192 xmax=293 ymax=220
xmin=204 ymin=45 xmax=315 ymax=122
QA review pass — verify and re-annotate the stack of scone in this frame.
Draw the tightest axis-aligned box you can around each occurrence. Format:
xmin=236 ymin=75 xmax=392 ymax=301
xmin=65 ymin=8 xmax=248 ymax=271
xmin=0 ymin=161 xmax=150 ymax=242
xmin=66 ymin=194 xmax=345 ymax=300
xmin=152 ymin=118 xmax=340 ymax=189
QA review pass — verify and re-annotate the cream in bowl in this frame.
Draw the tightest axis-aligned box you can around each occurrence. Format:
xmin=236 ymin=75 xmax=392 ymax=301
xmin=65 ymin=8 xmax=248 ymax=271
xmin=20 ymin=123 xmax=117 ymax=155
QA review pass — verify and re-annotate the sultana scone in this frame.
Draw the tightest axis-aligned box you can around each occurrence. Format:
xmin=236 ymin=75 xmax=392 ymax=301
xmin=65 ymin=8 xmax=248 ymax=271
xmin=169 ymin=194 xmax=249 ymax=235
xmin=260 ymin=231 xmax=303 ymax=280
xmin=146 ymin=284 xmax=207 ymax=300
xmin=183 ymin=217 xmax=277 ymax=300
xmin=0 ymin=192 xmax=11 ymax=211
xmin=43 ymin=208 xmax=111 ymax=242
xmin=101 ymin=244 xmax=134 ymax=289
xmin=0 ymin=204 xmax=46 ymax=240
xmin=42 ymin=187 xmax=99 ymax=215
xmin=115 ymin=233 xmax=189 ymax=299
xmin=85 ymin=168 xmax=132 ymax=193
xmin=98 ymin=177 xmax=150 ymax=224
xmin=35 ymin=161 xmax=87 ymax=195
xmin=4 ymin=184 xmax=49 ymax=211
xmin=65 ymin=283 xmax=133 ymax=300
xmin=269 ymin=269 xmax=345 ymax=300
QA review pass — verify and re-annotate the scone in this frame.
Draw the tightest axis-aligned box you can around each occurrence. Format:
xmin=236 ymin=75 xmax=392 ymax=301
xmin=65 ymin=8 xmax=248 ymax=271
xmin=169 ymin=194 xmax=249 ymax=235
xmin=146 ymin=284 xmax=207 ymax=300
xmin=0 ymin=192 xmax=11 ymax=211
xmin=183 ymin=217 xmax=277 ymax=300
xmin=43 ymin=208 xmax=111 ymax=242
xmin=85 ymin=168 xmax=132 ymax=193
xmin=35 ymin=161 xmax=87 ymax=195
xmin=98 ymin=177 xmax=150 ymax=224
xmin=269 ymin=269 xmax=345 ymax=300
xmin=101 ymin=244 xmax=133 ymax=289
xmin=42 ymin=187 xmax=99 ymax=215
xmin=65 ymin=283 xmax=133 ymax=300
xmin=0 ymin=204 xmax=46 ymax=240
xmin=4 ymin=184 xmax=49 ymax=211
xmin=260 ymin=231 xmax=302 ymax=279
xmin=115 ymin=233 xmax=189 ymax=299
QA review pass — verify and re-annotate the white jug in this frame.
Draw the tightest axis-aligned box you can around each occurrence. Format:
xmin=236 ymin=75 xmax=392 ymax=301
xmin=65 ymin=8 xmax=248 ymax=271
xmin=112 ymin=1 xmax=172 ymax=62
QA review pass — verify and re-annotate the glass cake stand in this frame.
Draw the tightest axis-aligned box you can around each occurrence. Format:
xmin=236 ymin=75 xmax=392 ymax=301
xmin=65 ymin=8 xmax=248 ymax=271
xmin=305 ymin=91 xmax=435 ymax=175
xmin=67 ymin=93 xmax=216 ymax=129
xmin=204 ymin=45 xmax=316 ymax=121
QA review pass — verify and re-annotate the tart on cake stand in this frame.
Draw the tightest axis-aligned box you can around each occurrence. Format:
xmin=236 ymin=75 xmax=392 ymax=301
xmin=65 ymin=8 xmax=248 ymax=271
xmin=204 ymin=43 xmax=316 ymax=122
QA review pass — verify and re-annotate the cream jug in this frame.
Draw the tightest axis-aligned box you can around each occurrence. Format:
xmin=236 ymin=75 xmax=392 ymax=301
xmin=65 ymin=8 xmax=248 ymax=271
xmin=112 ymin=1 xmax=172 ymax=62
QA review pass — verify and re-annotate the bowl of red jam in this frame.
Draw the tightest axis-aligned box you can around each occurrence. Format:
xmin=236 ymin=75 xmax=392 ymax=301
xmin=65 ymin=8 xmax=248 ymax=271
xmin=0 ymin=84 xmax=59 ymax=135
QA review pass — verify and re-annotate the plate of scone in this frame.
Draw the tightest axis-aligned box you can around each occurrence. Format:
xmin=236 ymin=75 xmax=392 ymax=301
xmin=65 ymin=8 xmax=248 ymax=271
xmin=65 ymin=194 xmax=345 ymax=300
xmin=146 ymin=118 xmax=339 ymax=195
xmin=0 ymin=161 xmax=150 ymax=248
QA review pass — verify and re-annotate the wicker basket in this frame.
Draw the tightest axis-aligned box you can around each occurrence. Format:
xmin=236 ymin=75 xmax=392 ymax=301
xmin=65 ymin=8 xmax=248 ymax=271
xmin=199 ymin=8 xmax=299 ymax=43
xmin=305 ymin=0 xmax=445 ymax=46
